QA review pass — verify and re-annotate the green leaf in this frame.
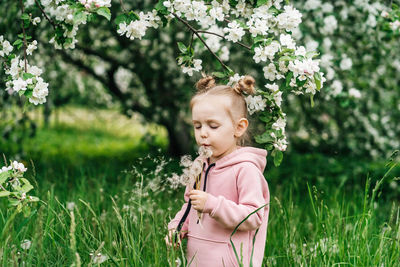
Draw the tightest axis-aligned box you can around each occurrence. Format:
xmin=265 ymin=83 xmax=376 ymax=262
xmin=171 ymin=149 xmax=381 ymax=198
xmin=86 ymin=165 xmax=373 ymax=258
xmin=74 ymin=11 xmax=87 ymax=24
xmin=23 ymin=72 xmax=35 ymax=80
xmin=257 ymin=0 xmax=268 ymax=7
xmin=21 ymin=13 xmax=30 ymax=20
xmin=314 ymin=72 xmax=321 ymax=91
xmin=13 ymin=39 xmax=23 ymax=47
xmin=285 ymin=72 xmax=293 ymax=88
xmin=155 ymin=0 xmax=169 ymax=15
xmin=273 ymin=150 xmax=283 ymax=167
xmin=177 ymin=42 xmax=187 ymax=53
xmin=212 ymin=72 xmax=226 ymax=78
xmin=29 ymin=196 xmax=39 ymax=202
xmin=253 ymin=35 xmax=265 ymax=44
xmin=296 ymin=78 xmax=307 ymax=87
xmin=9 ymin=199 xmax=20 ymax=207
xmin=115 ymin=14 xmax=128 ymax=25
xmin=96 ymin=7 xmax=111 ymax=21
xmin=268 ymin=6 xmax=280 ymax=15
xmin=306 ymin=51 xmax=320 ymax=59
xmin=64 ymin=38 xmax=73 ymax=45
xmin=128 ymin=11 xmax=140 ymax=21
xmin=259 ymin=113 xmax=272 ymax=123
xmin=0 ymin=171 xmax=10 ymax=184
xmin=255 ymin=132 xmax=274 ymax=144
xmin=25 ymin=89 xmax=33 ymax=98
xmin=0 ymin=191 xmax=11 ymax=197
xmin=21 ymin=183 xmax=34 ymax=193
xmin=87 ymin=13 xmax=96 ymax=22
xmin=279 ymin=55 xmax=293 ymax=62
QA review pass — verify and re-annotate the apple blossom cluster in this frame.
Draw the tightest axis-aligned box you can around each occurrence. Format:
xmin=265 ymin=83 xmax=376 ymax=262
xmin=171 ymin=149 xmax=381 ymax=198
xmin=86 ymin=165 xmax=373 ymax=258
xmin=0 ymin=160 xmax=39 ymax=211
xmin=180 ymin=59 xmax=202 ymax=76
xmin=117 ymin=10 xmax=160 ymax=40
xmin=0 ymin=36 xmax=13 ymax=57
xmin=245 ymin=95 xmax=266 ymax=115
xmin=0 ymin=161 xmax=27 ymax=174
xmin=38 ymin=0 xmax=112 ymax=49
xmin=381 ymin=7 xmax=400 ymax=33
xmin=0 ymin=36 xmax=49 ymax=105
xmin=291 ymin=0 xmax=400 ymax=158
xmin=148 ymin=1 xmax=323 ymax=161
xmin=79 ymin=0 xmax=111 ymax=10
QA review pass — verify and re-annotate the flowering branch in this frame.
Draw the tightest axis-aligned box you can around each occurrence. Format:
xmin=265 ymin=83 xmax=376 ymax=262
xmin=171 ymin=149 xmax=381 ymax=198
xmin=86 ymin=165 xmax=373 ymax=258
xmin=197 ymin=30 xmax=251 ymax=50
xmin=34 ymin=0 xmax=57 ymax=29
xmin=172 ymin=12 xmax=230 ymax=72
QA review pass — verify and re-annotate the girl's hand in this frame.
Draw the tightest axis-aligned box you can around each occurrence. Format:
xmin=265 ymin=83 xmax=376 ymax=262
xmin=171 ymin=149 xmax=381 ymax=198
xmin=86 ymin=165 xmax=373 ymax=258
xmin=189 ymin=190 xmax=208 ymax=212
xmin=165 ymin=229 xmax=181 ymax=249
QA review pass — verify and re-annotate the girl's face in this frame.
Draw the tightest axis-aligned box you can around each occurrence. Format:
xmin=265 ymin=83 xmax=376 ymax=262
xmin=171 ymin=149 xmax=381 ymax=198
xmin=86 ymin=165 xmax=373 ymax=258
xmin=192 ymin=95 xmax=240 ymax=164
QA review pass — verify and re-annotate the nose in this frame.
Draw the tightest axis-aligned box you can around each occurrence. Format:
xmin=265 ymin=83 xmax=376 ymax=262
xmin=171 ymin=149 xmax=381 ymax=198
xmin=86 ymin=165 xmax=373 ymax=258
xmin=200 ymin=127 xmax=208 ymax=138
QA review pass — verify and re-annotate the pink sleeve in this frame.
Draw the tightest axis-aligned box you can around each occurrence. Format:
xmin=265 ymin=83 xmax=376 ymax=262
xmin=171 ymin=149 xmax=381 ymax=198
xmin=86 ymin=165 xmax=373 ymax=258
xmin=168 ymin=185 xmax=191 ymax=237
xmin=203 ymin=164 xmax=269 ymax=231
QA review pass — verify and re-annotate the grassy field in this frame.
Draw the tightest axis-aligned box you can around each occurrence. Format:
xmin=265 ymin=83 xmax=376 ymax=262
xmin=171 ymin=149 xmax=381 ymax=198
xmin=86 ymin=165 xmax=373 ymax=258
xmin=1 ymin=107 xmax=399 ymax=266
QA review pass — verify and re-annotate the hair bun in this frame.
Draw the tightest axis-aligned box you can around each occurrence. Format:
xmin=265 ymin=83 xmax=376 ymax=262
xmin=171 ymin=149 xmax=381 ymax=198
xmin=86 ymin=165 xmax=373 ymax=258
xmin=195 ymin=75 xmax=216 ymax=92
xmin=233 ymin=75 xmax=256 ymax=95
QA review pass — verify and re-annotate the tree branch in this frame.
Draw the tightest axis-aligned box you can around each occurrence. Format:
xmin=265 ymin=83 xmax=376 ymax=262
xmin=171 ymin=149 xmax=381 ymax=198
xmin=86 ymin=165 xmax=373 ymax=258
xmin=197 ymin=30 xmax=251 ymax=50
xmin=172 ymin=12 xmax=230 ymax=71
xmin=75 ymin=44 xmax=131 ymax=70
xmin=59 ymin=50 xmax=151 ymax=118
xmin=19 ymin=0 xmax=28 ymax=72
xmin=34 ymin=0 xmax=56 ymax=29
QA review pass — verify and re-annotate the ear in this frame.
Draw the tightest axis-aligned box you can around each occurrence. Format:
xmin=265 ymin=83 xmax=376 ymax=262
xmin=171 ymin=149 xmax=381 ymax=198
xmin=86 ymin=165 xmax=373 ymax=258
xmin=234 ymin=118 xmax=249 ymax=138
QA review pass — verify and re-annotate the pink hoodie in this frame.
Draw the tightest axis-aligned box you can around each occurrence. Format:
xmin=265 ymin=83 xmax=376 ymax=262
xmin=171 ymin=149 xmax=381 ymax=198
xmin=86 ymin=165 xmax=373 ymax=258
xmin=168 ymin=147 xmax=269 ymax=267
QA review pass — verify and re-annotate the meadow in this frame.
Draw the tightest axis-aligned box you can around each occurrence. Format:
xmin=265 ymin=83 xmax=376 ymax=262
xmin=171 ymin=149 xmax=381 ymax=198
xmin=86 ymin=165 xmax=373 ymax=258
xmin=1 ymin=107 xmax=399 ymax=266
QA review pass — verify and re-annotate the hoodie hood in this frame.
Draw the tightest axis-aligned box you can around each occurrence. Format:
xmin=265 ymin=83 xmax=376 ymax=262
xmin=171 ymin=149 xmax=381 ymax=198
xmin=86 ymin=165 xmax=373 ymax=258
xmin=206 ymin=146 xmax=267 ymax=172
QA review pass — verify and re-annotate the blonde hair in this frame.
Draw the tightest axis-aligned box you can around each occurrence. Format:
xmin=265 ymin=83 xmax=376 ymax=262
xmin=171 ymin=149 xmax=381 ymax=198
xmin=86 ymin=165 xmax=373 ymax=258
xmin=190 ymin=75 xmax=256 ymax=145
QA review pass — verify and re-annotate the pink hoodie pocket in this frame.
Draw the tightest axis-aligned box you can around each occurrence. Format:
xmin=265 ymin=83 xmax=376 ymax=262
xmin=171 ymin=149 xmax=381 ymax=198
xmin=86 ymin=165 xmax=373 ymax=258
xmin=187 ymin=235 xmax=238 ymax=267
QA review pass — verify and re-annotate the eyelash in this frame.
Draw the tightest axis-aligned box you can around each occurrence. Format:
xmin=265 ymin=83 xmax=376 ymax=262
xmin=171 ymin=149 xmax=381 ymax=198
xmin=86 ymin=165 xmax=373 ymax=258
xmin=194 ymin=125 xmax=219 ymax=129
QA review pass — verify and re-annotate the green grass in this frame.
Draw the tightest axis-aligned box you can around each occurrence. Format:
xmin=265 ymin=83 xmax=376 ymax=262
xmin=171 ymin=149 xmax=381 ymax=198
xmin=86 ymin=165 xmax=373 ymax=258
xmin=0 ymin=107 xmax=399 ymax=266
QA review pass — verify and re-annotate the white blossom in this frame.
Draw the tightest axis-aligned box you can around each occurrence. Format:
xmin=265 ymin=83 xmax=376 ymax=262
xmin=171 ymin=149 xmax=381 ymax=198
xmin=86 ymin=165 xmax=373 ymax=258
xmin=349 ymin=88 xmax=361 ymax=98
xmin=0 ymin=166 xmax=12 ymax=174
xmin=13 ymin=78 xmax=27 ymax=92
xmin=32 ymin=17 xmax=41 ymax=25
xmin=26 ymin=40 xmax=38 ymax=55
xmin=11 ymin=161 xmax=27 ymax=173
xmin=245 ymin=95 xmax=266 ymax=115
xmin=265 ymin=83 xmax=279 ymax=92
xmin=340 ymin=56 xmax=352 ymax=70
xmin=276 ymin=5 xmax=302 ymax=32
xmin=181 ymin=59 xmax=202 ymax=76
xmin=223 ymin=21 xmax=245 ymax=43
xmin=263 ymin=63 xmax=277 ymax=81
xmin=280 ymin=34 xmax=296 ymax=49
xmin=272 ymin=117 xmax=286 ymax=131
xmin=321 ymin=15 xmax=338 ymax=35
xmin=227 ymin=73 xmax=244 ymax=87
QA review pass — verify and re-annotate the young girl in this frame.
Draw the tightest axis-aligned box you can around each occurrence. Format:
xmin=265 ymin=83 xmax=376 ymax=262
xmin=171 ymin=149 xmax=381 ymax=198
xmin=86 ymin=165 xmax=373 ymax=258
xmin=166 ymin=75 xmax=270 ymax=267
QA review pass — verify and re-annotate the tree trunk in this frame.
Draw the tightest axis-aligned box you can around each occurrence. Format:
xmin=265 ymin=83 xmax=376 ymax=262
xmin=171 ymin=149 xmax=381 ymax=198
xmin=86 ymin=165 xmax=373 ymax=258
xmin=163 ymin=118 xmax=193 ymax=157
xmin=43 ymin=99 xmax=52 ymax=128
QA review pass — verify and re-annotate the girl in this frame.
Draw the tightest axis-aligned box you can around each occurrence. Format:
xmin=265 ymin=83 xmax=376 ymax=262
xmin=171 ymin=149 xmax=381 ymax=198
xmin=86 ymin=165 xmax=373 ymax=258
xmin=166 ymin=75 xmax=270 ymax=267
